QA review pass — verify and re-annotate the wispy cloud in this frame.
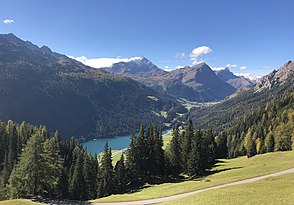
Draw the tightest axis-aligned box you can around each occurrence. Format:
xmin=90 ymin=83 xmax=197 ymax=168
xmin=235 ymin=73 xmax=262 ymax=81
xmin=176 ymin=65 xmax=185 ymax=69
xmin=260 ymin=65 xmax=273 ymax=70
xmin=239 ymin=66 xmax=247 ymax=70
xmin=226 ymin=64 xmax=238 ymax=69
xmin=68 ymin=56 xmax=143 ymax=68
xmin=175 ymin=52 xmax=186 ymax=59
xmin=189 ymin=46 xmax=212 ymax=65
xmin=3 ymin=19 xmax=14 ymax=24
xmin=212 ymin=64 xmax=248 ymax=71
xmin=212 ymin=66 xmax=226 ymax=71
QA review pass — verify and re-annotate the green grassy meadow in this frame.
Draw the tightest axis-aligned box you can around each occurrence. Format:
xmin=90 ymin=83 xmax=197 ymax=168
xmin=163 ymin=172 xmax=294 ymax=205
xmin=91 ymin=151 xmax=294 ymax=203
xmin=0 ymin=200 xmax=42 ymax=205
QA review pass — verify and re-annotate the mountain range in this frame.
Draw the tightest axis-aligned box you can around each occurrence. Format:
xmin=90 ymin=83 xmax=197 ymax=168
xmin=189 ymin=60 xmax=294 ymax=131
xmin=103 ymin=57 xmax=255 ymax=102
xmin=0 ymin=33 xmax=290 ymax=140
xmin=0 ymin=33 xmax=183 ymax=139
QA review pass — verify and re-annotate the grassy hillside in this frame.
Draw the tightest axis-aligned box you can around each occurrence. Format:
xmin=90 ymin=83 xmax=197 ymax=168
xmin=0 ymin=200 xmax=42 ymax=205
xmin=91 ymin=151 xmax=294 ymax=203
xmin=163 ymin=173 xmax=294 ymax=205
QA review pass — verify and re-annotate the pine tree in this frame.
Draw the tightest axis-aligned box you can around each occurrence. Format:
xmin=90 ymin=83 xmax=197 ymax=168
xmin=42 ymin=135 xmax=63 ymax=197
xmin=8 ymin=131 xmax=47 ymax=198
xmin=69 ymin=146 xmax=85 ymax=200
xmin=135 ymin=125 xmax=147 ymax=178
xmin=153 ymin=128 xmax=165 ymax=177
xmin=126 ymin=131 xmax=138 ymax=182
xmin=181 ymin=119 xmax=193 ymax=172
xmin=215 ymin=131 xmax=228 ymax=158
xmin=168 ymin=125 xmax=182 ymax=175
xmin=265 ymin=131 xmax=275 ymax=152
xmin=187 ymin=129 xmax=204 ymax=177
xmin=0 ymin=175 xmax=6 ymax=200
xmin=83 ymin=153 xmax=98 ymax=199
xmin=97 ymin=143 xmax=114 ymax=198
xmin=3 ymin=120 xmax=18 ymax=184
xmin=146 ymin=125 xmax=156 ymax=177
xmin=244 ymin=129 xmax=256 ymax=158
xmin=203 ymin=129 xmax=216 ymax=167
xmin=114 ymin=154 xmax=126 ymax=194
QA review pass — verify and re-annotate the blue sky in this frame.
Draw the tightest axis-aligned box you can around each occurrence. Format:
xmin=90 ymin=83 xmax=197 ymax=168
xmin=1 ymin=0 xmax=294 ymax=76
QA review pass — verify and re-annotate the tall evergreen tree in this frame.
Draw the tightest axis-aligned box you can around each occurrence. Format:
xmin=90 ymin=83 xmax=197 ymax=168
xmin=215 ymin=131 xmax=228 ymax=158
xmin=69 ymin=146 xmax=85 ymax=200
xmin=114 ymin=154 xmax=126 ymax=194
xmin=244 ymin=129 xmax=256 ymax=158
xmin=126 ymin=131 xmax=138 ymax=181
xmin=181 ymin=119 xmax=193 ymax=172
xmin=167 ymin=125 xmax=182 ymax=175
xmin=83 ymin=153 xmax=98 ymax=199
xmin=135 ymin=125 xmax=147 ymax=178
xmin=8 ymin=131 xmax=47 ymax=198
xmin=265 ymin=131 xmax=275 ymax=152
xmin=153 ymin=128 xmax=165 ymax=176
xmin=187 ymin=129 xmax=204 ymax=177
xmin=97 ymin=143 xmax=114 ymax=198
xmin=43 ymin=135 xmax=63 ymax=197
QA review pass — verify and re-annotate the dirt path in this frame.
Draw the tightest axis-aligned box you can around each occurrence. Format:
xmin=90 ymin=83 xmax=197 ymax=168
xmin=93 ymin=167 xmax=294 ymax=205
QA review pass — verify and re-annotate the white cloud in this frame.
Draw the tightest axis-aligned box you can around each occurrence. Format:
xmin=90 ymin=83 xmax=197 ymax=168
xmin=212 ymin=66 xmax=226 ymax=71
xmin=226 ymin=64 xmax=238 ymax=69
xmin=235 ymin=73 xmax=262 ymax=81
xmin=189 ymin=46 xmax=212 ymax=65
xmin=68 ymin=56 xmax=144 ymax=68
xmin=3 ymin=19 xmax=14 ymax=24
xmin=212 ymin=64 xmax=249 ymax=72
xmin=162 ymin=66 xmax=175 ymax=71
xmin=175 ymin=52 xmax=186 ymax=59
xmin=239 ymin=66 xmax=247 ymax=70
xmin=190 ymin=46 xmax=212 ymax=58
xmin=176 ymin=65 xmax=185 ymax=69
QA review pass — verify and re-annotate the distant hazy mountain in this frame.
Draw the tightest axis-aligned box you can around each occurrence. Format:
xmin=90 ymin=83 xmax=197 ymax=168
xmin=0 ymin=33 xmax=181 ymax=139
xmin=104 ymin=59 xmax=236 ymax=102
xmin=215 ymin=68 xmax=255 ymax=89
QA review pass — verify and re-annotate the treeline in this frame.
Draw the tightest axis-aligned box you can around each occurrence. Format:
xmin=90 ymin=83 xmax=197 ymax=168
xmin=0 ymin=121 xmax=216 ymax=200
xmin=96 ymin=122 xmax=216 ymax=198
xmin=215 ymin=91 xmax=294 ymax=159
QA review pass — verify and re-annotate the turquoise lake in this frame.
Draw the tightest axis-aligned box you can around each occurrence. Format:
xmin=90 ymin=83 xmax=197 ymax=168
xmin=82 ymin=129 xmax=170 ymax=154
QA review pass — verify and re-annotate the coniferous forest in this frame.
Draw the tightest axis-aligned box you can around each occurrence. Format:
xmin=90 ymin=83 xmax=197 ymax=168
xmin=0 ymin=88 xmax=293 ymax=201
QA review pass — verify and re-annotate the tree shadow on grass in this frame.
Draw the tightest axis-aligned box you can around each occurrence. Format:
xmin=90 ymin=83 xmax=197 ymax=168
xmin=205 ymin=166 xmax=243 ymax=176
xmin=31 ymin=198 xmax=91 ymax=205
xmin=126 ymin=175 xmax=188 ymax=194
xmin=124 ymin=161 xmax=243 ymax=195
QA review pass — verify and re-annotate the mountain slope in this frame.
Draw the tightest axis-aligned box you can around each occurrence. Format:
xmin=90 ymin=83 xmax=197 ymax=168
xmin=104 ymin=60 xmax=236 ymax=102
xmin=0 ymin=33 xmax=181 ymax=139
xmin=215 ymin=68 xmax=255 ymax=89
xmin=189 ymin=60 xmax=294 ymax=131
